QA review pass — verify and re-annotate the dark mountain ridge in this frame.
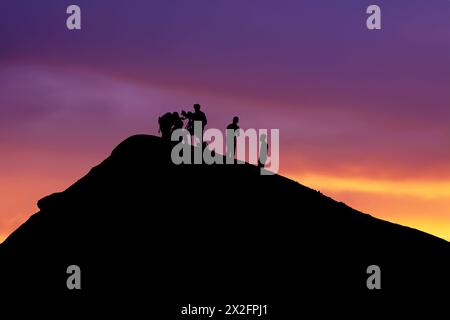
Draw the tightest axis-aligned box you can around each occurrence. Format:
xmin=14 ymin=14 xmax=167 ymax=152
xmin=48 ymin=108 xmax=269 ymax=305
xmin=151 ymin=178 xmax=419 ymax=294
xmin=0 ymin=135 xmax=449 ymax=314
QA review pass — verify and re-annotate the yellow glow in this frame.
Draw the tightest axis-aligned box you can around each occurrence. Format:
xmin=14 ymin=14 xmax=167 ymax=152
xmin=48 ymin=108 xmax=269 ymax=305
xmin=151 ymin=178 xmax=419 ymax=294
xmin=288 ymin=173 xmax=450 ymax=241
xmin=298 ymin=175 xmax=450 ymax=200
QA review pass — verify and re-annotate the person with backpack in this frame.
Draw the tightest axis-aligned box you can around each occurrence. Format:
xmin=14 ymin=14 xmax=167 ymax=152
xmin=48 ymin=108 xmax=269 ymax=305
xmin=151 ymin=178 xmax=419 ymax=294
xmin=158 ymin=112 xmax=174 ymax=140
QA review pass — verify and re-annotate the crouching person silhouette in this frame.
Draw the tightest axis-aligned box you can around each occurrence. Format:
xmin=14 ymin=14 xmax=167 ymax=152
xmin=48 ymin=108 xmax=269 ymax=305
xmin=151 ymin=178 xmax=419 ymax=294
xmin=158 ymin=112 xmax=183 ymax=141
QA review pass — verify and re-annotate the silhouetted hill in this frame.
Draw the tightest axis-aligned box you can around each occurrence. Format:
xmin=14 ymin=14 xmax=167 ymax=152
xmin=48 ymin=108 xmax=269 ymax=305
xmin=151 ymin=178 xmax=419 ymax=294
xmin=0 ymin=135 xmax=449 ymax=315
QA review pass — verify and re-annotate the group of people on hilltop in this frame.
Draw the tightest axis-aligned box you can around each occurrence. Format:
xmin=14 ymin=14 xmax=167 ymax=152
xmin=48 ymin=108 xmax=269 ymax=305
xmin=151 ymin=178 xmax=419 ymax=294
xmin=158 ymin=103 xmax=207 ymax=143
xmin=158 ymin=103 xmax=268 ymax=167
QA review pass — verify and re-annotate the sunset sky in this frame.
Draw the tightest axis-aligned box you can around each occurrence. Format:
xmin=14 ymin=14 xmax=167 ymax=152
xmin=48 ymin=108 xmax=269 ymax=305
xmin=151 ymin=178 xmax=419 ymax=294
xmin=1 ymin=0 xmax=449 ymax=242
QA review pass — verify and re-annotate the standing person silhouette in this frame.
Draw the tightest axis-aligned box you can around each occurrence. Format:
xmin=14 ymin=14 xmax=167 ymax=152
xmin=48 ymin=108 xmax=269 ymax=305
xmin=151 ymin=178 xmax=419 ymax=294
xmin=259 ymin=133 xmax=269 ymax=168
xmin=226 ymin=116 xmax=240 ymax=160
xmin=192 ymin=104 xmax=207 ymax=147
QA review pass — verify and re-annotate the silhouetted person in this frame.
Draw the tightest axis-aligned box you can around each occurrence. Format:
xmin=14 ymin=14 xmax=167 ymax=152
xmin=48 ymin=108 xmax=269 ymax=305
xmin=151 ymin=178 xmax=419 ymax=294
xmin=259 ymin=133 xmax=268 ymax=168
xmin=158 ymin=112 xmax=183 ymax=141
xmin=192 ymin=104 xmax=207 ymax=147
xmin=226 ymin=116 xmax=240 ymax=159
xmin=158 ymin=112 xmax=174 ymax=140
xmin=192 ymin=104 xmax=207 ymax=130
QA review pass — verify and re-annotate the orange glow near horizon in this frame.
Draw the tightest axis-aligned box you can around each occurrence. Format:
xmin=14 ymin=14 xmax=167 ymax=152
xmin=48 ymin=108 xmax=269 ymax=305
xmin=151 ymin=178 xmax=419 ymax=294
xmin=0 ymin=149 xmax=102 ymax=245
xmin=0 ymin=175 xmax=77 ymax=245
